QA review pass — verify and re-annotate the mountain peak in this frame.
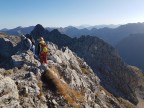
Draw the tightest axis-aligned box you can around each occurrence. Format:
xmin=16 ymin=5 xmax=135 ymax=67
xmin=34 ymin=24 xmax=45 ymax=31
xmin=31 ymin=24 xmax=49 ymax=40
xmin=50 ymin=29 xmax=61 ymax=34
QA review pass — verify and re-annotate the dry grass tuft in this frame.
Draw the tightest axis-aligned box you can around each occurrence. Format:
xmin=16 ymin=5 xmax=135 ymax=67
xmin=81 ymin=67 xmax=89 ymax=75
xmin=37 ymin=80 xmax=43 ymax=98
xmin=118 ymin=98 xmax=136 ymax=108
xmin=19 ymin=96 xmax=24 ymax=105
xmin=3 ymin=70 xmax=13 ymax=76
xmin=49 ymin=66 xmax=61 ymax=78
xmin=44 ymin=66 xmax=84 ymax=108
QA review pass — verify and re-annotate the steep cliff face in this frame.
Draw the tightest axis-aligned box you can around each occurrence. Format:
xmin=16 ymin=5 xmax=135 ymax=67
xmin=69 ymin=36 xmax=139 ymax=105
xmin=0 ymin=34 xmax=136 ymax=108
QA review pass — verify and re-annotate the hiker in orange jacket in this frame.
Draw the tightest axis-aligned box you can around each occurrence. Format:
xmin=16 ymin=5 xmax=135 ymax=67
xmin=38 ymin=37 xmax=48 ymax=64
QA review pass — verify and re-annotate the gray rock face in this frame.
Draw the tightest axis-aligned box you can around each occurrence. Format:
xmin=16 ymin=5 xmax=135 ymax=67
xmin=46 ymin=42 xmax=135 ymax=108
xmin=0 ymin=74 xmax=21 ymax=108
xmin=69 ymin=36 xmax=139 ymax=105
xmin=0 ymin=38 xmax=14 ymax=57
xmin=0 ymin=35 xmax=33 ymax=59
xmin=48 ymin=42 xmax=100 ymax=89
xmin=0 ymin=35 xmax=34 ymax=69
xmin=0 ymin=37 xmax=16 ymax=69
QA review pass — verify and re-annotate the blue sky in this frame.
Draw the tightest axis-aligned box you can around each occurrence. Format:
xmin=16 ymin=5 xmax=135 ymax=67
xmin=0 ymin=0 xmax=144 ymax=29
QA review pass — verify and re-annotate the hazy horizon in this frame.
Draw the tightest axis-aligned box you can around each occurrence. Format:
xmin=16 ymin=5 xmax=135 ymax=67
xmin=1 ymin=0 xmax=144 ymax=29
xmin=0 ymin=23 xmax=122 ymax=30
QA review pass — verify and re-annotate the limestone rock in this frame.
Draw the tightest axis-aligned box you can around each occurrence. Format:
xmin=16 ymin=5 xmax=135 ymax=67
xmin=0 ymin=74 xmax=21 ymax=108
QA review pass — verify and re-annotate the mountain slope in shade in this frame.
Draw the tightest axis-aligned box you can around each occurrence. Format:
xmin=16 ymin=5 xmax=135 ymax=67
xmin=116 ymin=34 xmax=144 ymax=70
xmin=29 ymin=24 xmax=144 ymax=105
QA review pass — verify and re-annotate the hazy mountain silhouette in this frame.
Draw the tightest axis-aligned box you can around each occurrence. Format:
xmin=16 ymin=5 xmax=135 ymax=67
xmin=116 ymin=33 xmax=144 ymax=70
xmin=1 ymin=22 xmax=144 ymax=46
xmin=0 ymin=26 xmax=34 ymax=35
xmin=76 ymin=24 xmax=120 ymax=29
xmin=54 ymin=23 xmax=144 ymax=46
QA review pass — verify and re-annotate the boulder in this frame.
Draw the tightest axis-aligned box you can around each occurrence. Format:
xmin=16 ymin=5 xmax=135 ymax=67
xmin=0 ymin=38 xmax=14 ymax=58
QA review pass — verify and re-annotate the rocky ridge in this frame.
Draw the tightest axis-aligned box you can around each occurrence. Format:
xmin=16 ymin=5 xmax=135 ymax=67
xmin=0 ymin=34 xmax=136 ymax=108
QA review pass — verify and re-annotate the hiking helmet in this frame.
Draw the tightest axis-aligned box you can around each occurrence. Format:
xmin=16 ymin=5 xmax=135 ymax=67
xmin=40 ymin=37 xmax=44 ymax=41
xmin=40 ymin=40 xmax=46 ymax=45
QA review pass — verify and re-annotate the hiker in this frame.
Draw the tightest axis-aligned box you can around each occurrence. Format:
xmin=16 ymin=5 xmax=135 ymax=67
xmin=38 ymin=37 xmax=48 ymax=64
xmin=26 ymin=34 xmax=35 ymax=54
xmin=21 ymin=35 xmax=32 ymax=52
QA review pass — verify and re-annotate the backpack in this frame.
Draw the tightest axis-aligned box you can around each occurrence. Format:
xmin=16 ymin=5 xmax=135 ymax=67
xmin=23 ymin=38 xmax=32 ymax=50
xmin=40 ymin=43 xmax=48 ymax=53
xmin=43 ymin=46 xmax=48 ymax=53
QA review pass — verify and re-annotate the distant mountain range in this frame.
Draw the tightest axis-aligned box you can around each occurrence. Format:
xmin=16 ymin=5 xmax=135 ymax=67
xmin=0 ymin=26 xmax=34 ymax=36
xmin=74 ymin=24 xmax=120 ymax=29
xmin=1 ymin=23 xmax=144 ymax=46
xmin=54 ymin=23 xmax=144 ymax=46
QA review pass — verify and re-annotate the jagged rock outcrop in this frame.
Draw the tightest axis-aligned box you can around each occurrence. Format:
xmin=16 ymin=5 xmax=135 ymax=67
xmin=31 ymin=24 xmax=49 ymax=41
xmin=0 ymin=34 xmax=34 ymax=69
xmin=0 ymin=33 xmax=30 ymax=55
xmin=0 ymin=34 xmax=136 ymax=108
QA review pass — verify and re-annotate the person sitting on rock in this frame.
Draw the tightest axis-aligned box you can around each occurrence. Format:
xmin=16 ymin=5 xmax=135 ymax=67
xmin=20 ymin=35 xmax=32 ymax=52
xmin=26 ymin=34 xmax=35 ymax=54
xmin=38 ymin=37 xmax=48 ymax=64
